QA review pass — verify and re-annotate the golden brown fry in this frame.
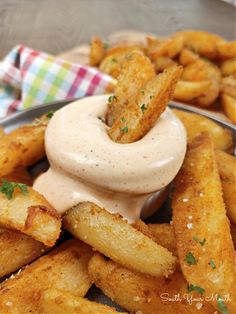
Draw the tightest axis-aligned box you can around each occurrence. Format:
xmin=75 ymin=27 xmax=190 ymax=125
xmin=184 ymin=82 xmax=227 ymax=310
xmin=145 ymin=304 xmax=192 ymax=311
xmin=179 ymin=48 xmax=199 ymax=66
xmin=40 ymin=288 xmax=126 ymax=314
xmin=0 ymin=239 xmax=93 ymax=313
xmin=182 ymin=59 xmax=221 ymax=107
xmin=106 ymin=50 xmax=155 ymax=126
xmin=174 ymin=80 xmax=211 ymax=101
xmin=0 ymin=228 xmax=45 ymax=278
xmin=172 ymin=133 xmax=236 ymax=311
xmin=0 ymin=123 xmax=46 ymax=178
xmin=109 ymin=65 xmax=182 ymax=143
xmin=217 ymin=41 xmax=236 ymax=60
xmin=221 ymin=58 xmax=236 ymax=77
xmin=89 ymin=36 xmax=105 ymax=66
xmin=63 ymin=202 xmax=176 ymax=277
xmin=3 ymin=167 xmax=32 ymax=186
xmin=0 ymin=187 xmax=61 ymax=246
xmin=88 ymin=253 xmax=215 ymax=314
xmin=178 ymin=30 xmax=223 ymax=59
xmin=148 ymin=35 xmax=184 ymax=61
xmin=216 ymin=150 xmax=236 ymax=224
xmin=221 ymin=93 xmax=236 ymax=124
xmin=173 ymin=109 xmax=233 ymax=150
xmin=154 ymin=56 xmax=177 ymax=73
xmin=221 ymin=75 xmax=236 ymax=99
xmin=0 ymin=127 xmax=4 ymax=137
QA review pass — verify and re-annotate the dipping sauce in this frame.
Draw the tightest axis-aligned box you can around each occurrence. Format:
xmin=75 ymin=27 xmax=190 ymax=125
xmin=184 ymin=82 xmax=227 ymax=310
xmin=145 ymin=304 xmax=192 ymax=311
xmin=34 ymin=95 xmax=187 ymax=222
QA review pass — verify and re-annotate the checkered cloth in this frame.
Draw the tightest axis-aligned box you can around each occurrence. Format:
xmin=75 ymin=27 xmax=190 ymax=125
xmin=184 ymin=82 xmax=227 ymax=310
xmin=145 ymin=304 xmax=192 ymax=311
xmin=0 ymin=45 xmax=116 ymax=118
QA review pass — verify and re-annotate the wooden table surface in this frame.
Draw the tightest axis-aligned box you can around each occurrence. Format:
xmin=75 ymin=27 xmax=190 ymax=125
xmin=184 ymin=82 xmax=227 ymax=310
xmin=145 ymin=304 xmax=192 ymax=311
xmin=0 ymin=0 xmax=235 ymax=59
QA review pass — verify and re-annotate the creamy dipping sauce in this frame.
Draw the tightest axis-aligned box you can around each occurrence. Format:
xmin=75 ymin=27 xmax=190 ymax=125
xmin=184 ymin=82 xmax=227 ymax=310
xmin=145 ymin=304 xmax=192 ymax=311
xmin=34 ymin=95 xmax=187 ymax=222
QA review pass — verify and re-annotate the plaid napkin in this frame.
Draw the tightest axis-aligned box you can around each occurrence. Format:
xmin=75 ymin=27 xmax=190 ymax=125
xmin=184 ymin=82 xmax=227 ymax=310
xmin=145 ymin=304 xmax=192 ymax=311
xmin=0 ymin=45 xmax=116 ymax=118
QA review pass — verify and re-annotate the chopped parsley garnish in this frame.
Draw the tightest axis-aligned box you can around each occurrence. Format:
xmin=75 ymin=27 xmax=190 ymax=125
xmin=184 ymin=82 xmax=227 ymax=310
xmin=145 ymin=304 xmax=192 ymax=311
xmin=185 ymin=252 xmax=197 ymax=265
xmin=193 ymin=236 xmax=206 ymax=246
xmin=98 ymin=116 xmax=105 ymax=123
xmin=140 ymin=89 xmax=145 ymax=95
xmin=217 ymin=295 xmax=229 ymax=314
xmin=120 ymin=126 xmax=128 ymax=133
xmin=121 ymin=117 xmax=126 ymax=123
xmin=0 ymin=179 xmax=28 ymax=200
xmin=103 ymin=42 xmax=110 ymax=49
xmin=108 ymin=95 xmax=117 ymax=103
xmin=141 ymin=103 xmax=148 ymax=114
xmin=187 ymin=284 xmax=205 ymax=295
xmin=111 ymin=58 xmax=117 ymax=63
xmin=149 ymin=95 xmax=154 ymax=100
xmin=46 ymin=111 xmax=54 ymax=119
xmin=209 ymin=259 xmax=216 ymax=269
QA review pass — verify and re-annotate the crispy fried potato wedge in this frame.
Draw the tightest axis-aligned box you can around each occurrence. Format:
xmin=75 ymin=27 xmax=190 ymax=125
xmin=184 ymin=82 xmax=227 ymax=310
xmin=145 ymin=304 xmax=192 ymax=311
xmin=178 ymin=30 xmax=223 ymax=59
xmin=106 ymin=51 xmax=155 ymax=126
xmin=182 ymin=59 xmax=221 ymax=107
xmin=155 ymin=56 xmax=177 ymax=73
xmin=0 ymin=123 xmax=46 ymax=178
xmin=217 ymin=41 xmax=236 ymax=60
xmin=88 ymin=253 xmax=215 ymax=314
xmin=221 ymin=58 xmax=236 ymax=77
xmin=216 ymin=150 xmax=236 ymax=224
xmin=89 ymin=36 xmax=105 ymax=66
xmin=174 ymin=80 xmax=211 ymax=101
xmin=221 ymin=93 xmax=236 ymax=124
xmin=172 ymin=133 xmax=236 ymax=311
xmin=39 ymin=288 xmax=125 ymax=314
xmin=173 ymin=109 xmax=233 ymax=150
xmin=3 ymin=167 xmax=32 ymax=186
xmin=179 ymin=48 xmax=199 ymax=66
xmin=109 ymin=65 xmax=182 ymax=143
xmin=0 ymin=187 xmax=61 ymax=246
xmin=221 ymin=76 xmax=236 ymax=99
xmin=0 ymin=239 xmax=93 ymax=313
xmin=0 ymin=228 xmax=45 ymax=278
xmin=148 ymin=35 xmax=184 ymax=61
xmin=63 ymin=202 xmax=176 ymax=277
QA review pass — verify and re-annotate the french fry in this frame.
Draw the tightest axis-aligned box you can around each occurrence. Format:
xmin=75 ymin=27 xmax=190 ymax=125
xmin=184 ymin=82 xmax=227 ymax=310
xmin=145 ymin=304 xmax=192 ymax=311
xmin=3 ymin=167 xmax=32 ymax=186
xmin=0 ymin=228 xmax=45 ymax=278
xmin=221 ymin=58 xmax=236 ymax=77
xmin=0 ymin=123 xmax=47 ymax=178
xmin=0 ymin=186 xmax=61 ymax=246
xmin=178 ymin=30 xmax=223 ymax=59
xmin=154 ymin=56 xmax=177 ymax=73
xmin=88 ymin=253 xmax=215 ymax=314
xmin=63 ymin=202 xmax=177 ymax=277
xmin=148 ymin=34 xmax=184 ymax=61
xmin=174 ymin=80 xmax=211 ymax=101
xmin=109 ymin=65 xmax=182 ymax=143
xmin=172 ymin=133 xmax=236 ymax=311
xmin=221 ymin=93 xmax=236 ymax=124
xmin=39 ymin=288 xmax=126 ymax=314
xmin=216 ymin=150 xmax=236 ymax=224
xmin=89 ymin=36 xmax=105 ymax=66
xmin=0 ymin=239 xmax=93 ymax=313
xmin=179 ymin=48 xmax=199 ymax=66
xmin=172 ymin=109 xmax=233 ymax=150
xmin=217 ymin=41 xmax=236 ymax=60
xmin=106 ymin=50 xmax=155 ymax=126
xmin=221 ymin=75 xmax=236 ymax=100
xmin=182 ymin=59 xmax=221 ymax=107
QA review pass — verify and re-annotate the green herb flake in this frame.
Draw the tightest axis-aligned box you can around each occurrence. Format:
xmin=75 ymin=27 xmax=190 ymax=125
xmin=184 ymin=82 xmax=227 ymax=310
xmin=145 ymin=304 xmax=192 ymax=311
xmin=120 ymin=117 xmax=126 ymax=123
xmin=185 ymin=252 xmax=197 ymax=265
xmin=111 ymin=58 xmax=118 ymax=63
xmin=103 ymin=42 xmax=110 ymax=49
xmin=46 ymin=111 xmax=54 ymax=119
xmin=140 ymin=103 xmax=148 ymax=114
xmin=140 ymin=89 xmax=145 ymax=95
xmin=193 ymin=236 xmax=206 ymax=246
xmin=209 ymin=259 xmax=216 ymax=269
xmin=0 ymin=179 xmax=28 ymax=200
xmin=187 ymin=284 xmax=205 ymax=295
xmin=217 ymin=295 xmax=229 ymax=314
xmin=108 ymin=95 xmax=117 ymax=103
xmin=98 ymin=116 xmax=105 ymax=123
xmin=149 ymin=95 xmax=154 ymax=100
xmin=120 ymin=126 xmax=128 ymax=133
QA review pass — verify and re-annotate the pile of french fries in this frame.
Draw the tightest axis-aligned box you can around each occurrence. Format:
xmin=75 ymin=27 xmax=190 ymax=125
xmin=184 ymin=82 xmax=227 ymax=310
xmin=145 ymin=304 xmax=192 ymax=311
xmin=0 ymin=48 xmax=235 ymax=314
xmin=90 ymin=30 xmax=236 ymax=124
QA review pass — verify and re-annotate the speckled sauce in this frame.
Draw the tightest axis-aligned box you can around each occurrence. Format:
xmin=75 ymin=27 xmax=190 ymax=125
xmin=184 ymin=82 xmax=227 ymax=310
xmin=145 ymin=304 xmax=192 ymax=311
xmin=34 ymin=95 xmax=187 ymax=222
